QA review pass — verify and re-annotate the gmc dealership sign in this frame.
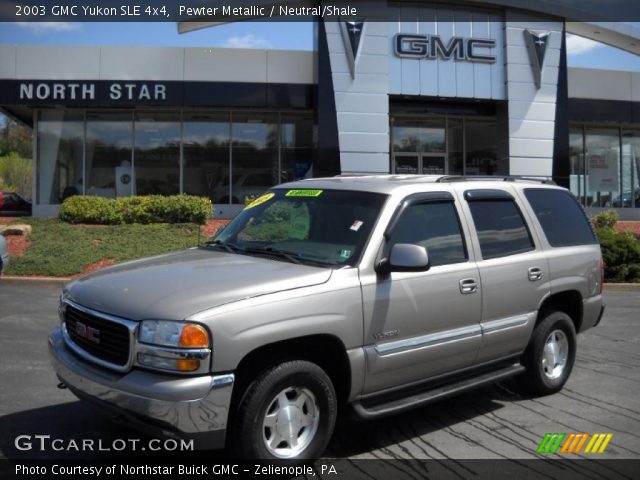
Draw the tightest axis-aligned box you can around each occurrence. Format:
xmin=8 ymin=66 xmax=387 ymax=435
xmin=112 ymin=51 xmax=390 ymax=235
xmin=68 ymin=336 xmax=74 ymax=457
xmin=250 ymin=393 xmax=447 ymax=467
xmin=394 ymin=34 xmax=496 ymax=63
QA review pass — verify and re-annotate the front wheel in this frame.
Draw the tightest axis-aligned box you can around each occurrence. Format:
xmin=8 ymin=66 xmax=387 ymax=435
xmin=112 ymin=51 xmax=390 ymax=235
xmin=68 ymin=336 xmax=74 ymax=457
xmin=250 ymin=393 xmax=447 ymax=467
xmin=231 ymin=360 xmax=337 ymax=459
xmin=519 ymin=311 xmax=577 ymax=395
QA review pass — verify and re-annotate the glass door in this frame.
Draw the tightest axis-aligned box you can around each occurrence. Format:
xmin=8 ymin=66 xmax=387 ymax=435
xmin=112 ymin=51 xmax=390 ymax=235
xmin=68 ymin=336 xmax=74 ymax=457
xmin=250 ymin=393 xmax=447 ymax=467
xmin=421 ymin=154 xmax=446 ymax=174
xmin=393 ymin=153 xmax=420 ymax=174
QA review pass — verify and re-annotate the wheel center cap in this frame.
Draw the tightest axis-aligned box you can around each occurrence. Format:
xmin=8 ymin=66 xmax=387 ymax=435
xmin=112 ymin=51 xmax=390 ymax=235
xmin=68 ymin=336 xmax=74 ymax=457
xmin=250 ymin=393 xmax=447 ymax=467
xmin=276 ymin=405 xmax=302 ymax=438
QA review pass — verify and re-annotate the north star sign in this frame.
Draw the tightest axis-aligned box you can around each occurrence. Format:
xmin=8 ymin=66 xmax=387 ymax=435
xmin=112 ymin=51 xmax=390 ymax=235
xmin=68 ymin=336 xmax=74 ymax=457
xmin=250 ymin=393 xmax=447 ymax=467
xmin=394 ymin=34 xmax=496 ymax=63
xmin=19 ymin=82 xmax=167 ymax=101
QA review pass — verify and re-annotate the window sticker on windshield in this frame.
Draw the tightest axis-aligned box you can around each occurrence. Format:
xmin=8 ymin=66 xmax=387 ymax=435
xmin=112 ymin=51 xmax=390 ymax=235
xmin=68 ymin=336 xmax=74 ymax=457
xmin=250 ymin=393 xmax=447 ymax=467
xmin=340 ymin=249 xmax=352 ymax=260
xmin=285 ymin=189 xmax=323 ymax=197
xmin=244 ymin=193 xmax=275 ymax=210
xmin=350 ymin=220 xmax=364 ymax=232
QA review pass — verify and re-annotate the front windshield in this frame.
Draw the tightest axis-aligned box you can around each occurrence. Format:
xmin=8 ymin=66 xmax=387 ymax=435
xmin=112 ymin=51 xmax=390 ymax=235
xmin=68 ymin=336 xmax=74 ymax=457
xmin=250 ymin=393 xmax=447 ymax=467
xmin=209 ymin=188 xmax=387 ymax=267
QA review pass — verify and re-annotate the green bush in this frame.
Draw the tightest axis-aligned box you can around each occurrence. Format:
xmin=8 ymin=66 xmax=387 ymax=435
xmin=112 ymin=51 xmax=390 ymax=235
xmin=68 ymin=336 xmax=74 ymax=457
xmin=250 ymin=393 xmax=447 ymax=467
xmin=60 ymin=195 xmax=212 ymax=225
xmin=591 ymin=210 xmax=640 ymax=283
xmin=0 ymin=152 xmax=32 ymax=199
xmin=591 ymin=210 xmax=619 ymax=230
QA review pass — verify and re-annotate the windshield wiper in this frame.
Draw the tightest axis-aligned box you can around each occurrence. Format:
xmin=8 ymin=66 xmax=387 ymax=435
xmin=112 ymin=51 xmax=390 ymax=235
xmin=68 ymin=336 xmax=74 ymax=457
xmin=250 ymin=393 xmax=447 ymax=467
xmin=204 ymin=239 xmax=243 ymax=254
xmin=241 ymin=246 xmax=304 ymax=265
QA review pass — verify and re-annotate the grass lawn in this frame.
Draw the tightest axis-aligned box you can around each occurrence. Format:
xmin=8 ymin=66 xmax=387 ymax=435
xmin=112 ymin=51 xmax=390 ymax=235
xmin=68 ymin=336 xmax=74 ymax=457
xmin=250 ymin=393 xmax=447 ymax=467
xmin=5 ymin=218 xmax=204 ymax=277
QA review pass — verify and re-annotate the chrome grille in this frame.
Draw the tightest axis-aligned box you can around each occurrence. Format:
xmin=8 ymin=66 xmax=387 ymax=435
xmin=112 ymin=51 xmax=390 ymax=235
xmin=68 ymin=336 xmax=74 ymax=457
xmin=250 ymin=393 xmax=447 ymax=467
xmin=64 ymin=303 xmax=131 ymax=367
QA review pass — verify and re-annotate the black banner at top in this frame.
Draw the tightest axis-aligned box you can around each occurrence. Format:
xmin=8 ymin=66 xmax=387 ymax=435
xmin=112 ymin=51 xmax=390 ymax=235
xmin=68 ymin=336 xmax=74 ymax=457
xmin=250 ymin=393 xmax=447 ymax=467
xmin=2 ymin=0 xmax=640 ymax=22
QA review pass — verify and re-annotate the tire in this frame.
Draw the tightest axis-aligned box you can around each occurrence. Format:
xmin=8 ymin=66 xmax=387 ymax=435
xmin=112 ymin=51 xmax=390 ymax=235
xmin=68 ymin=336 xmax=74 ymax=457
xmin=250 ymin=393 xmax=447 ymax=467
xmin=231 ymin=360 xmax=337 ymax=460
xmin=518 ymin=311 xmax=576 ymax=395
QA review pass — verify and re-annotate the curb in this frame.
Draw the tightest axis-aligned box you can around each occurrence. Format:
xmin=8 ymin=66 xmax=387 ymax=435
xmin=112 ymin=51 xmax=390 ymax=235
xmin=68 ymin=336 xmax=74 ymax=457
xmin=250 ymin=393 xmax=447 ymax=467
xmin=1 ymin=275 xmax=71 ymax=283
xmin=604 ymin=283 xmax=640 ymax=291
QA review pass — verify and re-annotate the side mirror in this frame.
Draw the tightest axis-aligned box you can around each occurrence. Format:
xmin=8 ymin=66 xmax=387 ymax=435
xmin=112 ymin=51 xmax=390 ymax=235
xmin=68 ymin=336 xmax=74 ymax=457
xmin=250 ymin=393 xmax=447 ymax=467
xmin=376 ymin=243 xmax=430 ymax=274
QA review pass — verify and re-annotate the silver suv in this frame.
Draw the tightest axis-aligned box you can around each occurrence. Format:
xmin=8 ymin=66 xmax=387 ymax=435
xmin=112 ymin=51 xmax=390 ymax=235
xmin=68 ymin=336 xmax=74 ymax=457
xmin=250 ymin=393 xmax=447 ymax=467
xmin=49 ymin=175 xmax=605 ymax=459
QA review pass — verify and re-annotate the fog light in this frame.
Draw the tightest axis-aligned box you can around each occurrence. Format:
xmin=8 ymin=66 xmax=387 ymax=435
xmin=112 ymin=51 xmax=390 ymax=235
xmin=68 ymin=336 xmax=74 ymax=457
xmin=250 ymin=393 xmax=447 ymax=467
xmin=137 ymin=353 xmax=200 ymax=372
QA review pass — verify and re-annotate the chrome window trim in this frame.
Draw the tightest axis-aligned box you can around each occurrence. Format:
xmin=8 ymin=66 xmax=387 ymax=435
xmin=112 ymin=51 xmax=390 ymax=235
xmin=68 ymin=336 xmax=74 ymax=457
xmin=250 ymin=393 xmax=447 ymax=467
xmin=375 ymin=325 xmax=481 ymax=355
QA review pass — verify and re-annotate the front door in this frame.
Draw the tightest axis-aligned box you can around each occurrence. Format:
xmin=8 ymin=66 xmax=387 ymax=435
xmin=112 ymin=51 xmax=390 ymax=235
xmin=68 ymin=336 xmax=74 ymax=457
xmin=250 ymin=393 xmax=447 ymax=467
xmin=360 ymin=194 xmax=482 ymax=394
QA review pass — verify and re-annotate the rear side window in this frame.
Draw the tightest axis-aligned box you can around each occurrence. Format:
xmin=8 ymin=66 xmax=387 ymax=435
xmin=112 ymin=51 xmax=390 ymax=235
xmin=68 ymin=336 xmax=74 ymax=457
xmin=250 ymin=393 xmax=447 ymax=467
xmin=467 ymin=199 xmax=534 ymax=259
xmin=524 ymin=189 xmax=597 ymax=247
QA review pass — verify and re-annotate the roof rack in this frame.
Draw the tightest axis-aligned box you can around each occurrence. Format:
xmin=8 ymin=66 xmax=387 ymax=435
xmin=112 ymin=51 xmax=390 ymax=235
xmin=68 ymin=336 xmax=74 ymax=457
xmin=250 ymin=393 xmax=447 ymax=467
xmin=436 ymin=175 xmax=556 ymax=185
xmin=333 ymin=173 xmax=376 ymax=177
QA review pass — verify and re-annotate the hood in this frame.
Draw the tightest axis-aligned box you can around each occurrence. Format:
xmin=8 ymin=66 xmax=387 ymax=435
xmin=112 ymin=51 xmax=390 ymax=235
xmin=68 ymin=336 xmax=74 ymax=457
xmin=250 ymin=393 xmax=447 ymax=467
xmin=65 ymin=248 xmax=332 ymax=321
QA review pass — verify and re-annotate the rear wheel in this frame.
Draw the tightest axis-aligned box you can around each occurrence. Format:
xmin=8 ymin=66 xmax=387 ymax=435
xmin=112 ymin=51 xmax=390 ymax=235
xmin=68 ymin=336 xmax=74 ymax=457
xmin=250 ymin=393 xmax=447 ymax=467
xmin=231 ymin=360 xmax=337 ymax=459
xmin=519 ymin=311 xmax=576 ymax=395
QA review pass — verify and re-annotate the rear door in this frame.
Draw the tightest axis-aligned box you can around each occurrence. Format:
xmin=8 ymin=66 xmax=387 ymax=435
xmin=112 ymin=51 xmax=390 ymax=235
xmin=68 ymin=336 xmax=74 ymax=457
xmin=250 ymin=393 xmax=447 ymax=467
xmin=360 ymin=192 xmax=482 ymax=394
xmin=459 ymin=188 xmax=550 ymax=364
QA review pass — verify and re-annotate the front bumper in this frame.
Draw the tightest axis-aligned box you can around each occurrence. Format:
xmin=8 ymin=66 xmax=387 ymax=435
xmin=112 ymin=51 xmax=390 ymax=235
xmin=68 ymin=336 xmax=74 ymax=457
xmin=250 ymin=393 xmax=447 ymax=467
xmin=48 ymin=327 xmax=234 ymax=449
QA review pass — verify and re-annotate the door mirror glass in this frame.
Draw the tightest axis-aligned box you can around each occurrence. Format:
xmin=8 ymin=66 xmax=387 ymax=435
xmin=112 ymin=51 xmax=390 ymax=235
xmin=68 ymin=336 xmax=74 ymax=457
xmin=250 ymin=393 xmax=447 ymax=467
xmin=378 ymin=243 xmax=430 ymax=274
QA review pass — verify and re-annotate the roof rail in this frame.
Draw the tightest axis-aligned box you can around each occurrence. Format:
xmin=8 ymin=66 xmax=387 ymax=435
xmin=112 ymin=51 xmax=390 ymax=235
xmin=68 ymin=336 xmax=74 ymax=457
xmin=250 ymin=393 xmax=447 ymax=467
xmin=436 ymin=175 xmax=556 ymax=185
xmin=333 ymin=173 xmax=375 ymax=177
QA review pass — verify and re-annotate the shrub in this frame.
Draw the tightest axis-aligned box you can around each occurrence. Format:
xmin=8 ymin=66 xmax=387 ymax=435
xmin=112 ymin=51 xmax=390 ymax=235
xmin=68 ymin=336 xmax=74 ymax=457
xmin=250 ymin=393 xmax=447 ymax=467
xmin=595 ymin=225 xmax=640 ymax=283
xmin=60 ymin=196 xmax=122 ymax=224
xmin=591 ymin=210 xmax=618 ymax=230
xmin=60 ymin=195 xmax=212 ymax=225
xmin=0 ymin=152 xmax=32 ymax=199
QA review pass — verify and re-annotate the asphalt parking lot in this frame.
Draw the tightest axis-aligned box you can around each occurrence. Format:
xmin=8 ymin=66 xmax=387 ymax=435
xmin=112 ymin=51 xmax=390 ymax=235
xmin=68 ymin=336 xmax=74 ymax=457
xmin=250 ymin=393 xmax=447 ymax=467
xmin=0 ymin=280 xmax=639 ymax=462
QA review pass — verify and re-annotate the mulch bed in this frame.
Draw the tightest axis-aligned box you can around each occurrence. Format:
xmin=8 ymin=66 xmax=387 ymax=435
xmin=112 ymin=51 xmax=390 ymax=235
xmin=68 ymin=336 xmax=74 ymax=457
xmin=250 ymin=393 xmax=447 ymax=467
xmin=73 ymin=259 xmax=116 ymax=278
xmin=616 ymin=222 xmax=640 ymax=235
xmin=200 ymin=219 xmax=230 ymax=238
xmin=5 ymin=235 xmax=29 ymax=257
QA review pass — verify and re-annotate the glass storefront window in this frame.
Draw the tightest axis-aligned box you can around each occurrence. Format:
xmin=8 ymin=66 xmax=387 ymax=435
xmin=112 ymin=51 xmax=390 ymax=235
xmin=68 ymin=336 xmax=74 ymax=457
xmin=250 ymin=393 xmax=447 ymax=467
xmin=182 ymin=112 xmax=230 ymax=203
xmin=134 ymin=112 xmax=180 ymax=196
xmin=392 ymin=119 xmax=445 ymax=153
xmin=37 ymin=111 xmax=84 ymax=204
xmin=447 ymin=118 xmax=464 ymax=175
xmin=465 ymin=120 xmax=501 ymax=175
xmin=621 ymin=130 xmax=640 ymax=208
xmin=281 ymin=113 xmax=316 ymax=183
xmin=585 ymin=128 xmax=620 ymax=208
xmin=569 ymin=128 xmax=584 ymax=203
xmin=85 ymin=111 xmax=133 ymax=198
xmin=231 ymin=113 xmax=279 ymax=204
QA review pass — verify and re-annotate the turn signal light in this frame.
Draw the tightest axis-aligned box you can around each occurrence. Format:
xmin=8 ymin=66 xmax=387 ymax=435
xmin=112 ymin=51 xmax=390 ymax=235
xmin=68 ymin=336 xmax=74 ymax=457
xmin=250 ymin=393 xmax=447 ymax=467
xmin=179 ymin=324 xmax=209 ymax=348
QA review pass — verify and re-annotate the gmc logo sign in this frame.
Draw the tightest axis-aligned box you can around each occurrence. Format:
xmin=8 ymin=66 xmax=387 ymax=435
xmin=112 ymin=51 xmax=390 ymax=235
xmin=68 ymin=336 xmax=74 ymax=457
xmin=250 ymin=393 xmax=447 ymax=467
xmin=75 ymin=322 xmax=100 ymax=344
xmin=394 ymin=34 xmax=496 ymax=63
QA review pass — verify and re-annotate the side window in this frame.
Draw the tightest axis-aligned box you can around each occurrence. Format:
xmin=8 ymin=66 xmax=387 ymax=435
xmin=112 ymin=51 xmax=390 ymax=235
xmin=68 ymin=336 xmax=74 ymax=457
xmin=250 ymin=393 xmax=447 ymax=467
xmin=524 ymin=189 xmax=597 ymax=247
xmin=468 ymin=199 xmax=534 ymax=259
xmin=389 ymin=201 xmax=467 ymax=266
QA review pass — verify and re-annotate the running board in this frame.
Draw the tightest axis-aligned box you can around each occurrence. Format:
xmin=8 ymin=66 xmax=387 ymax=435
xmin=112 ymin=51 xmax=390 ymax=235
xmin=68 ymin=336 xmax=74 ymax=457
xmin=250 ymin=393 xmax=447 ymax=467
xmin=352 ymin=363 xmax=525 ymax=419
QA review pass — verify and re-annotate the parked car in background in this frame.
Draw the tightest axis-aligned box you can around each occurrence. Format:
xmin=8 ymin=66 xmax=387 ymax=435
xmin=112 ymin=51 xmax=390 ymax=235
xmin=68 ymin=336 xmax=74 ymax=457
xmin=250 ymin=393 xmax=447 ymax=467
xmin=612 ymin=188 xmax=640 ymax=208
xmin=0 ymin=192 xmax=32 ymax=216
xmin=0 ymin=234 xmax=8 ymax=274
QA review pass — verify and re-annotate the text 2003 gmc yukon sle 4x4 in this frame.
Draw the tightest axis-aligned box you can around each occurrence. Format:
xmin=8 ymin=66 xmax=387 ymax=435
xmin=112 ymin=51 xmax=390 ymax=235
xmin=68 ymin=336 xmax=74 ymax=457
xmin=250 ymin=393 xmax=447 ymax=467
xmin=49 ymin=175 xmax=605 ymax=459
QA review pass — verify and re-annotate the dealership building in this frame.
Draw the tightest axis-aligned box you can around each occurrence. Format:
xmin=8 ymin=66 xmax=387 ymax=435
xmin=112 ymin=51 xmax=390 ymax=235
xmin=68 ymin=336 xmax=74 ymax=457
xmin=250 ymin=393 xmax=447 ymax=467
xmin=1 ymin=1 xmax=639 ymax=218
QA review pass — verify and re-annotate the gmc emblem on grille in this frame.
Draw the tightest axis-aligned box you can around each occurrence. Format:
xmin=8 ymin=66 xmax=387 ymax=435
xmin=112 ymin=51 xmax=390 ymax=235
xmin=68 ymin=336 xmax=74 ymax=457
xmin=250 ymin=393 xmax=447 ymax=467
xmin=75 ymin=321 xmax=100 ymax=344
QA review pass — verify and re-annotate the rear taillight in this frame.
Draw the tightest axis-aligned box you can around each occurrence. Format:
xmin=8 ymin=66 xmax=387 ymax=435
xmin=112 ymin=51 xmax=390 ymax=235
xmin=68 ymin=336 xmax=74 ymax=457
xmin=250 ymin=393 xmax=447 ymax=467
xmin=599 ymin=257 xmax=605 ymax=294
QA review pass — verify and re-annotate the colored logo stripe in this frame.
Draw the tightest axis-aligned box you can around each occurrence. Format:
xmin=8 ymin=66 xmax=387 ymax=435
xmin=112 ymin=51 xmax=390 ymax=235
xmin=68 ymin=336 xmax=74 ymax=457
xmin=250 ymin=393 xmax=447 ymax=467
xmin=584 ymin=433 xmax=613 ymax=454
xmin=538 ymin=432 xmax=613 ymax=454
xmin=560 ymin=433 xmax=589 ymax=454
xmin=537 ymin=433 xmax=565 ymax=454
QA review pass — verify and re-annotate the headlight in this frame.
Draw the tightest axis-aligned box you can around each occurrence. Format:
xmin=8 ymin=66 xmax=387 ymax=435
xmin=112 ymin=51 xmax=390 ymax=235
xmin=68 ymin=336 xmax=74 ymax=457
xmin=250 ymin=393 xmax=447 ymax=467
xmin=138 ymin=320 xmax=209 ymax=348
xmin=137 ymin=320 xmax=210 ymax=373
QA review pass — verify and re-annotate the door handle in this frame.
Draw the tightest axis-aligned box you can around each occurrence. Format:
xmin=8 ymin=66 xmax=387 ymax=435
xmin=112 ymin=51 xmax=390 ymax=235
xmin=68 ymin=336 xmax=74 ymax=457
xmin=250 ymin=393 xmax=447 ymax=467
xmin=459 ymin=278 xmax=478 ymax=294
xmin=528 ymin=267 xmax=543 ymax=281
